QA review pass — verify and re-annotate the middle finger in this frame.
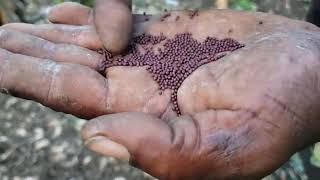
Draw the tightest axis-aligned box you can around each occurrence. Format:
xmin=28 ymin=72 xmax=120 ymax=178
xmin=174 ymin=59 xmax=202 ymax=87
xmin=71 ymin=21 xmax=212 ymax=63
xmin=3 ymin=23 xmax=102 ymax=50
xmin=0 ymin=28 xmax=103 ymax=70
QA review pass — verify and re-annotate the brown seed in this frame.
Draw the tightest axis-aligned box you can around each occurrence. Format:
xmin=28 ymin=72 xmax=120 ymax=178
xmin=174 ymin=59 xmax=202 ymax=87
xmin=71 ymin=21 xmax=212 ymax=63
xmin=99 ymin=32 xmax=244 ymax=115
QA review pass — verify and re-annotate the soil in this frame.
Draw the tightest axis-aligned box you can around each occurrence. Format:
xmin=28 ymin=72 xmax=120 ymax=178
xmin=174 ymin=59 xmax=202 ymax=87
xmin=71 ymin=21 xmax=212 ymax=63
xmin=0 ymin=94 xmax=155 ymax=180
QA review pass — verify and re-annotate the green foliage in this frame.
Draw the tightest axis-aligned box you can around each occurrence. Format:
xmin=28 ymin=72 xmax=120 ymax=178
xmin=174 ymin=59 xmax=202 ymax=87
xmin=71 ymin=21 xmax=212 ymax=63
xmin=54 ymin=0 xmax=259 ymax=12
xmin=54 ymin=0 xmax=94 ymax=7
xmin=133 ymin=0 xmax=175 ymax=14
xmin=231 ymin=0 xmax=257 ymax=11
xmin=311 ymin=143 xmax=320 ymax=168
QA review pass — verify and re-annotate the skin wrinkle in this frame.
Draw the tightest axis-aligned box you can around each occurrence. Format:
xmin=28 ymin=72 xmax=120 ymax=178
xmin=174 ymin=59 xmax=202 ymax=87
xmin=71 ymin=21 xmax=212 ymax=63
xmin=142 ymin=94 xmax=158 ymax=114
xmin=204 ymin=111 xmax=273 ymax=179
xmin=264 ymin=94 xmax=306 ymax=129
xmin=202 ymin=108 xmax=274 ymax=158
xmin=102 ymin=78 xmax=109 ymax=112
xmin=0 ymin=29 xmax=11 ymax=49
xmin=205 ymin=52 xmax=243 ymax=85
xmin=105 ymin=74 xmax=115 ymax=113
xmin=205 ymin=130 xmax=231 ymax=157
xmin=141 ymin=83 xmax=161 ymax=114
xmin=226 ymin=125 xmax=253 ymax=154
xmin=173 ymin=116 xmax=202 ymax=163
xmin=262 ymin=94 xmax=315 ymax=145
xmin=244 ymin=109 xmax=281 ymax=130
xmin=72 ymin=28 xmax=82 ymax=46
xmin=42 ymin=39 xmax=57 ymax=59
xmin=167 ymin=119 xmax=176 ymax=144
xmin=159 ymin=93 xmax=175 ymax=120
xmin=97 ymin=55 xmax=106 ymax=71
xmin=87 ymin=9 xmax=93 ymax=24
xmin=285 ymin=67 xmax=318 ymax=114
xmin=242 ymin=107 xmax=282 ymax=143
xmin=306 ymin=35 xmax=320 ymax=52
xmin=42 ymin=60 xmax=60 ymax=104
xmin=170 ymin=119 xmax=186 ymax=156
xmin=189 ymin=114 xmax=202 ymax=157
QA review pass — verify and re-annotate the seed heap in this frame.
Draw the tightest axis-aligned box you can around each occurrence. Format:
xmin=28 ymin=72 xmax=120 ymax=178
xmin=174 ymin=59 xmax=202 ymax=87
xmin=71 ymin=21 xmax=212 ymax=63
xmin=101 ymin=33 xmax=244 ymax=115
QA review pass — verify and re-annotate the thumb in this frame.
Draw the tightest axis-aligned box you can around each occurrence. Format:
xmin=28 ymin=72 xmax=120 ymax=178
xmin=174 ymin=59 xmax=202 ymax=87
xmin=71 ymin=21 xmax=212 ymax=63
xmin=81 ymin=112 xmax=174 ymax=175
xmin=81 ymin=112 xmax=202 ymax=179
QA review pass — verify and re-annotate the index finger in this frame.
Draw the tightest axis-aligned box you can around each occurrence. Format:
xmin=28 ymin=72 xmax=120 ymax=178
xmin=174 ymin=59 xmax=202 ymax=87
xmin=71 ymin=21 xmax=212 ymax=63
xmin=48 ymin=2 xmax=94 ymax=25
xmin=48 ymin=2 xmax=151 ymax=25
xmin=48 ymin=1 xmax=133 ymax=25
xmin=3 ymin=23 xmax=103 ymax=50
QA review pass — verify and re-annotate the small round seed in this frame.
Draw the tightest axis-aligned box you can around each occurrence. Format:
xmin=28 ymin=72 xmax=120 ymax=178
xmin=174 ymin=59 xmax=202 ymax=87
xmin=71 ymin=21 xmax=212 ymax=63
xmin=99 ymin=33 xmax=244 ymax=115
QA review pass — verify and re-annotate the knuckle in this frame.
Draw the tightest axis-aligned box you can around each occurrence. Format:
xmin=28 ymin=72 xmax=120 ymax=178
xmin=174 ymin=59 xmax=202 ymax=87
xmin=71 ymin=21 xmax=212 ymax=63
xmin=81 ymin=118 xmax=103 ymax=139
xmin=41 ymin=60 xmax=62 ymax=103
xmin=73 ymin=28 xmax=82 ymax=44
xmin=0 ymin=28 xmax=10 ymax=45
xmin=0 ymin=48 xmax=10 ymax=88
xmin=169 ymin=116 xmax=201 ymax=155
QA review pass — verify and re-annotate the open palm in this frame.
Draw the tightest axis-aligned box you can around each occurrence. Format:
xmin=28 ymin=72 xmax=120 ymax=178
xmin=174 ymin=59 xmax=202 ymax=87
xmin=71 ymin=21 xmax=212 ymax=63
xmin=1 ymin=2 xmax=320 ymax=179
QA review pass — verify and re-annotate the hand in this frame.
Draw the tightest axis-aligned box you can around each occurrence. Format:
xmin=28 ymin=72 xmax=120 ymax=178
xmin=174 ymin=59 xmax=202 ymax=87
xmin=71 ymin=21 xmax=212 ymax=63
xmin=2 ymin=2 xmax=320 ymax=179
xmin=0 ymin=2 xmax=146 ymax=118
xmin=49 ymin=0 xmax=133 ymax=53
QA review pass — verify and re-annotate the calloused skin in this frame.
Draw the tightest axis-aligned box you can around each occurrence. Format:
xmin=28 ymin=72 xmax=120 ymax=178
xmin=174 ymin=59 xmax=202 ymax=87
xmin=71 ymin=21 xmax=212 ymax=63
xmin=1 ymin=2 xmax=320 ymax=180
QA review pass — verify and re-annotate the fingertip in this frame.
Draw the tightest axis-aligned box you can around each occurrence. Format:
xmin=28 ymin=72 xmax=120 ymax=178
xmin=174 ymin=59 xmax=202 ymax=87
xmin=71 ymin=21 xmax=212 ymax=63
xmin=48 ymin=2 xmax=93 ymax=25
xmin=84 ymin=135 xmax=130 ymax=161
xmin=1 ymin=23 xmax=24 ymax=29
xmin=81 ymin=112 xmax=177 ymax=178
xmin=81 ymin=117 xmax=102 ymax=140
xmin=94 ymin=0 xmax=133 ymax=53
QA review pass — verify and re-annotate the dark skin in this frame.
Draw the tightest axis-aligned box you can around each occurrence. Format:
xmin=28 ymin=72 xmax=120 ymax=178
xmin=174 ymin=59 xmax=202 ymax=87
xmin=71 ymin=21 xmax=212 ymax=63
xmin=1 ymin=2 xmax=320 ymax=180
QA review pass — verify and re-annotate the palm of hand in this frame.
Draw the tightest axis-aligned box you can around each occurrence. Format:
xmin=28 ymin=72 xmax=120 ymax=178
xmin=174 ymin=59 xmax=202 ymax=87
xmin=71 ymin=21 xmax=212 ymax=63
xmin=1 ymin=3 xmax=320 ymax=180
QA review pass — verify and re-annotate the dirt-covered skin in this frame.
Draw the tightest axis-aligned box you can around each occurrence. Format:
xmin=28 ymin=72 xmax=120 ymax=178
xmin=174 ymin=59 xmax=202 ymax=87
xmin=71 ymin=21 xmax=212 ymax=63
xmin=1 ymin=3 xmax=320 ymax=180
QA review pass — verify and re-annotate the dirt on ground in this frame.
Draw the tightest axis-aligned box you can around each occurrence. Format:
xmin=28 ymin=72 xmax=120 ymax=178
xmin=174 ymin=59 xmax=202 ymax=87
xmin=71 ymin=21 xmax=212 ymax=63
xmin=0 ymin=94 xmax=155 ymax=180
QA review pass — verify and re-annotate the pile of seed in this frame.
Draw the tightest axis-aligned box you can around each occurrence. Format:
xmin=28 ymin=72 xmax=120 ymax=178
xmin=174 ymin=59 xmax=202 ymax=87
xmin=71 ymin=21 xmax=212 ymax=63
xmin=101 ymin=33 xmax=244 ymax=115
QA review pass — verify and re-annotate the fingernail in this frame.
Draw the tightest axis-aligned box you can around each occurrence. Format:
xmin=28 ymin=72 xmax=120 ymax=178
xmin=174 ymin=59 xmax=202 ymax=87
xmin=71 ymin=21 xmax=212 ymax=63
xmin=84 ymin=136 xmax=130 ymax=162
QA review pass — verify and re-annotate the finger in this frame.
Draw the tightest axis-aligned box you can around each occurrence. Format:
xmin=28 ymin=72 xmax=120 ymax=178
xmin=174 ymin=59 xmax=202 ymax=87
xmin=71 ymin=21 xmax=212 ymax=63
xmin=82 ymin=110 xmax=294 ymax=179
xmin=2 ymin=23 xmax=103 ymax=50
xmin=48 ymin=2 xmax=93 ymax=25
xmin=48 ymin=1 xmax=150 ymax=26
xmin=82 ymin=112 xmax=220 ymax=179
xmin=94 ymin=0 xmax=133 ymax=53
xmin=82 ymin=112 xmax=174 ymax=179
xmin=0 ymin=28 xmax=103 ymax=70
xmin=0 ymin=48 xmax=108 ymax=119
xmin=49 ymin=1 xmax=150 ymax=26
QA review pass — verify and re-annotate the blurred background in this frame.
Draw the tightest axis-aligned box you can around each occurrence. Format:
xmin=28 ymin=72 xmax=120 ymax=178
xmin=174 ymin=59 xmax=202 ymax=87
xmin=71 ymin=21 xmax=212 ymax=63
xmin=0 ymin=0 xmax=319 ymax=180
